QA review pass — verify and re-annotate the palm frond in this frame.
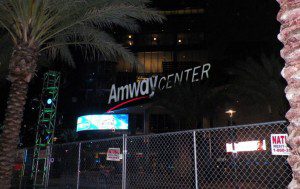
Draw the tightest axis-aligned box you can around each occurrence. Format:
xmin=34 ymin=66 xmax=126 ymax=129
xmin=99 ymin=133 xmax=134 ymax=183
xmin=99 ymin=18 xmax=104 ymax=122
xmin=42 ymin=25 xmax=137 ymax=65
xmin=46 ymin=37 xmax=75 ymax=67
xmin=40 ymin=3 xmax=165 ymax=44
xmin=0 ymin=0 xmax=165 ymax=67
xmin=0 ymin=33 xmax=13 ymax=79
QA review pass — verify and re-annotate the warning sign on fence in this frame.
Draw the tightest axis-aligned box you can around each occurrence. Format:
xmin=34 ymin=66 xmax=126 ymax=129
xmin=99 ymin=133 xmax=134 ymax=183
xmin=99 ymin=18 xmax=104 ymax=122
xmin=106 ymin=148 xmax=121 ymax=161
xmin=270 ymin=134 xmax=290 ymax=156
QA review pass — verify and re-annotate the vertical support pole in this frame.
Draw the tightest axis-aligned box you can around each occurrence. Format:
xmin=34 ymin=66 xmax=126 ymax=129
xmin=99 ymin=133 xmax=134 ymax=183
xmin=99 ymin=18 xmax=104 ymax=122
xmin=193 ymin=131 xmax=199 ymax=189
xmin=33 ymin=156 xmax=39 ymax=188
xmin=122 ymin=134 xmax=127 ymax=189
xmin=77 ymin=143 xmax=81 ymax=189
xmin=230 ymin=129 xmax=238 ymax=189
xmin=208 ymin=131 xmax=212 ymax=159
xmin=44 ymin=146 xmax=52 ymax=188
xmin=19 ymin=149 xmax=27 ymax=189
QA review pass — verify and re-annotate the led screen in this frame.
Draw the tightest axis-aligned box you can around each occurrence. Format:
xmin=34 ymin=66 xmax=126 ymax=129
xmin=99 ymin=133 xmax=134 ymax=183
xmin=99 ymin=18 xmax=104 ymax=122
xmin=77 ymin=114 xmax=128 ymax=132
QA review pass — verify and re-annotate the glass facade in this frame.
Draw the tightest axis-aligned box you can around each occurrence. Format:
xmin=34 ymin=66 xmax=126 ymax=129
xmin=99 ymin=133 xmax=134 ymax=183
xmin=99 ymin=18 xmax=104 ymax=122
xmin=137 ymin=51 xmax=173 ymax=73
xmin=117 ymin=51 xmax=173 ymax=74
xmin=117 ymin=50 xmax=206 ymax=74
xmin=130 ymin=33 xmax=204 ymax=47
xmin=177 ymin=50 xmax=206 ymax=62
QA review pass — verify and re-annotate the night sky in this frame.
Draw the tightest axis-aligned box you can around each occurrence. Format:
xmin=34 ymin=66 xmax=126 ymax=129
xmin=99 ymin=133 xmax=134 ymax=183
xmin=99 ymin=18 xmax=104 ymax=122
xmin=207 ymin=0 xmax=281 ymax=59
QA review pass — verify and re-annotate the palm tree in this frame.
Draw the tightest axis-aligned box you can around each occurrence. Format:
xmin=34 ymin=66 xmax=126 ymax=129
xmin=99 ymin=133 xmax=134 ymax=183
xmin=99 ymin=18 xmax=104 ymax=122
xmin=276 ymin=1 xmax=300 ymax=188
xmin=0 ymin=0 xmax=164 ymax=187
xmin=228 ymin=54 xmax=288 ymax=120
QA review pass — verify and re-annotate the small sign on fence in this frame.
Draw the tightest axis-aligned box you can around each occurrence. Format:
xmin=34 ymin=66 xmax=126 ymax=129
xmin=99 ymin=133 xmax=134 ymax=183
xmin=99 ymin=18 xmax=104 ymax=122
xmin=106 ymin=148 xmax=121 ymax=161
xmin=270 ymin=134 xmax=290 ymax=155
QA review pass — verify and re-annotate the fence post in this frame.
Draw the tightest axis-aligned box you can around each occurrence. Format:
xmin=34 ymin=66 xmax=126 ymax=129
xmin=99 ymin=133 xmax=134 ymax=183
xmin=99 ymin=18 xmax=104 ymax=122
xmin=19 ymin=149 xmax=27 ymax=189
xmin=122 ymin=134 xmax=127 ymax=189
xmin=45 ymin=145 xmax=52 ymax=188
xmin=77 ymin=142 xmax=81 ymax=189
xmin=193 ymin=131 xmax=199 ymax=189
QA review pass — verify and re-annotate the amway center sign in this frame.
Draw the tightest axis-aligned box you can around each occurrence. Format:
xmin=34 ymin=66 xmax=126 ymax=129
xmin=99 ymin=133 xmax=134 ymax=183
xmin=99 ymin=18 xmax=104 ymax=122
xmin=108 ymin=63 xmax=211 ymax=104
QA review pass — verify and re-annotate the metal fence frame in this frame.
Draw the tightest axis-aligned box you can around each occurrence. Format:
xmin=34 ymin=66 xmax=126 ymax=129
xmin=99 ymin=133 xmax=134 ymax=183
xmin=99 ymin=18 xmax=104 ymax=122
xmin=16 ymin=120 xmax=291 ymax=189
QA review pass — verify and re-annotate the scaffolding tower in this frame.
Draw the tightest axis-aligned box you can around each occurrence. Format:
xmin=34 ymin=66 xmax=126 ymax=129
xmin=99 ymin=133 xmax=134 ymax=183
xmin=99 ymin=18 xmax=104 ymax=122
xmin=31 ymin=71 xmax=60 ymax=187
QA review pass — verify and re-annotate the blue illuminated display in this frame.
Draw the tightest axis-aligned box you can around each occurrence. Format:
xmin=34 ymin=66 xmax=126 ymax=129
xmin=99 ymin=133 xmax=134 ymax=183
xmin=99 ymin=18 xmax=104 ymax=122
xmin=47 ymin=99 xmax=52 ymax=105
xmin=76 ymin=114 xmax=129 ymax=132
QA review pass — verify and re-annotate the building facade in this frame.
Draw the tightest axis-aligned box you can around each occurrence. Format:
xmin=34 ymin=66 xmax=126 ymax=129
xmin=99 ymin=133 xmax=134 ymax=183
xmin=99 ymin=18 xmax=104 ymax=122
xmin=77 ymin=0 xmax=209 ymax=135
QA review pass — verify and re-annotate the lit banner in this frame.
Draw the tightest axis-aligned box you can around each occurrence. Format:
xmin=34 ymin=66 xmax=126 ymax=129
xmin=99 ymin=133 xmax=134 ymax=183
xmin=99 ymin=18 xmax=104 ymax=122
xmin=226 ymin=140 xmax=266 ymax=153
xmin=76 ymin=114 xmax=128 ymax=132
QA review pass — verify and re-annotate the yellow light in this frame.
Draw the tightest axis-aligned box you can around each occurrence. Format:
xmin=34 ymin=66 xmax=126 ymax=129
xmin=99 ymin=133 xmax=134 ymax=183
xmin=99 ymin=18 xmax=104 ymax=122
xmin=226 ymin=109 xmax=236 ymax=117
xmin=178 ymin=39 xmax=182 ymax=43
xmin=153 ymin=37 xmax=157 ymax=41
xmin=128 ymin=35 xmax=132 ymax=39
xmin=129 ymin=41 xmax=133 ymax=46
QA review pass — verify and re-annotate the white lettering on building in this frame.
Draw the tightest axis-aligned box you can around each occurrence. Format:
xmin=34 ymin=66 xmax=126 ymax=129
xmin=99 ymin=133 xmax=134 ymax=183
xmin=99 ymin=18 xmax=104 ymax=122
xmin=108 ymin=63 xmax=211 ymax=104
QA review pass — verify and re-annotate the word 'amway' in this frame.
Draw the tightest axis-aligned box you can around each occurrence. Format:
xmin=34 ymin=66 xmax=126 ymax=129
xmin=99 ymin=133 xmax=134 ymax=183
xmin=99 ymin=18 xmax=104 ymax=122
xmin=108 ymin=63 xmax=211 ymax=104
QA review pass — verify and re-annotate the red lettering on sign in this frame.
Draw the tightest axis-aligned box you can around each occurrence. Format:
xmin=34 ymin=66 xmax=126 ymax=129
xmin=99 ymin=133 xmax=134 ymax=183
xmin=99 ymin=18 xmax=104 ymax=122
xmin=277 ymin=136 xmax=281 ymax=144
xmin=281 ymin=135 xmax=285 ymax=144
xmin=108 ymin=149 xmax=120 ymax=154
xmin=272 ymin=135 xmax=287 ymax=145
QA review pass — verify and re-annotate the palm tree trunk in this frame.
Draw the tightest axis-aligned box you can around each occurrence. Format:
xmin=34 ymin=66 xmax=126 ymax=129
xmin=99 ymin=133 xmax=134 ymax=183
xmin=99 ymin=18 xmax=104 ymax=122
xmin=0 ymin=79 xmax=29 ymax=188
xmin=0 ymin=44 xmax=38 ymax=188
xmin=277 ymin=0 xmax=300 ymax=188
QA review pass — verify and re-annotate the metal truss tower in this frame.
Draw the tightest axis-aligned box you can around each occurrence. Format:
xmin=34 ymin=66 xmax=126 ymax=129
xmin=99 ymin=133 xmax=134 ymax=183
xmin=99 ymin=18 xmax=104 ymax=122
xmin=31 ymin=71 xmax=60 ymax=187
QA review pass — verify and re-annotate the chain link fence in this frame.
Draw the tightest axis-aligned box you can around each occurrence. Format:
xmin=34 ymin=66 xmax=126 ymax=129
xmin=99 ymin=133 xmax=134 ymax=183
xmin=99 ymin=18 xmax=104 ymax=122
xmin=195 ymin=121 xmax=291 ymax=189
xmin=16 ymin=121 xmax=291 ymax=189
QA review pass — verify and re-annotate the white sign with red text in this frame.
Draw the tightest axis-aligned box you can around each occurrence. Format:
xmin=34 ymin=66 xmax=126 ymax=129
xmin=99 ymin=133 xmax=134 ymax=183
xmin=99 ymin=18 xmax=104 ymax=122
xmin=270 ymin=134 xmax=290 ymax=155
xmin=106 ymin=148 xmax=121 ymax=161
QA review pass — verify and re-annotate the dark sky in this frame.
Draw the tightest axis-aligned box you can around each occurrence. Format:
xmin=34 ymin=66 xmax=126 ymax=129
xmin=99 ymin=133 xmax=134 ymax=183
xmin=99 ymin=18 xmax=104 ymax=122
xmin=206 ymin=0 xmax=281 ymax=59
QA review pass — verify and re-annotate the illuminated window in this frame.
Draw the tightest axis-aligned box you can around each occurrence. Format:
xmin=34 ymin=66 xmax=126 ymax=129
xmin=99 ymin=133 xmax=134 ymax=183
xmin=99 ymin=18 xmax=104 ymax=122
xmin=151 ymin=34 xmax=158 ymax=45
xmin=177 ymin=33 xmax=204 ymax=45
xmin=116 ymin=59 xmax=134 ymax=72
xmin=137 ymin=51 xmax=173 ymax=73
xmin=117 ymin=52 xmax=174 ymax=73
xmin=135 ymin=34 xmax=174 ymax=46
xmin=177 ymin=50 xmax=206 ymax=62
